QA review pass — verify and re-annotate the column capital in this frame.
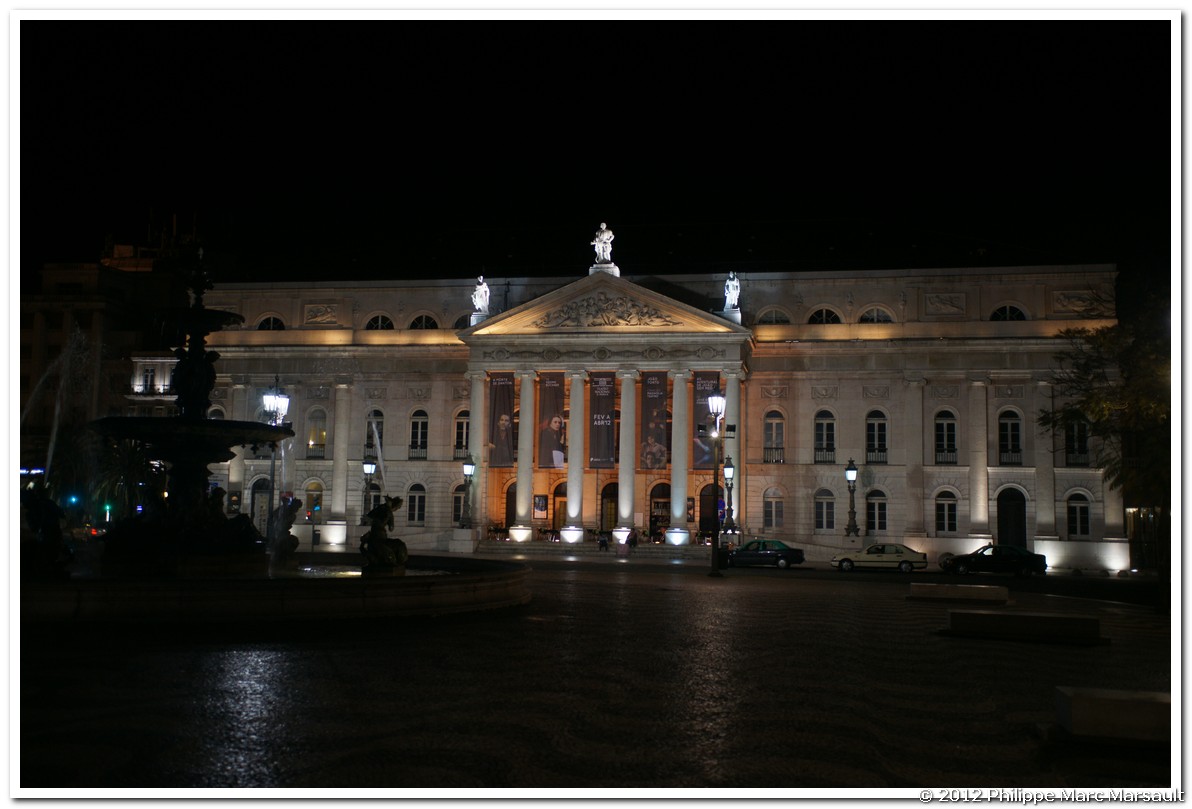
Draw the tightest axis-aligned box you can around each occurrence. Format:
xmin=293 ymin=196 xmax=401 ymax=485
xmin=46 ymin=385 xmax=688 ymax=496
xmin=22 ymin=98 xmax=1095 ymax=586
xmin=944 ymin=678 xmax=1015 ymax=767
xmin=466 ymin=370 xmax=487 ymax=383
xmin=566 ymin=370 xmax=589 ymax=382
xmin=722 ymin=367 xmax=747 ymax=381
xmin=669 ymin=369 xmax=692 ymax=381
xmin=968 ymin=376 xmax=990 ymax=387
xmin=515 ymin=370 xmax=538 ymax=382
xmin=616 ymin=369 xmax=640 ymax=381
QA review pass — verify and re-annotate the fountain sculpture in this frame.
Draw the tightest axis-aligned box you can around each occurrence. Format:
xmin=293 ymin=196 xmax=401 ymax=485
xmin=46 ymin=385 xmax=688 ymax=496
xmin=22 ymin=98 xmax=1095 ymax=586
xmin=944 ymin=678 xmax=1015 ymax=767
xmin=89 ymin=250 xmax=294 ymax=575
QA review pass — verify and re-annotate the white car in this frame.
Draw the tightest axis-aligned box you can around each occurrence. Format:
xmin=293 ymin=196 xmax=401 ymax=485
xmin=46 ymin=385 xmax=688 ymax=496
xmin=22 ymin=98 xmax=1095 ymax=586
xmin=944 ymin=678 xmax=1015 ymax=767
xmin=831 ymin=543 xmax=929 ymax=573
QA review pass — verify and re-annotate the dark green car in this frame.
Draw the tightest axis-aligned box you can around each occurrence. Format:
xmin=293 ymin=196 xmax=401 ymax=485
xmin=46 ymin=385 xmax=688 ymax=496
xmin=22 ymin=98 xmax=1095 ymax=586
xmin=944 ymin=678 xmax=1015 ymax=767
xmin=727 ymin=539 xmax=805 ymax=569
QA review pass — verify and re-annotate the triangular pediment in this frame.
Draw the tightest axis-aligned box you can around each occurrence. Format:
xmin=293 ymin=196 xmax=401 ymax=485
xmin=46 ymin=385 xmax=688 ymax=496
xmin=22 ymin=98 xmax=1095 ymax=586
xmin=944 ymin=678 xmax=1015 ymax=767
xmin=460 ymin=271 xmax=750 ymax=339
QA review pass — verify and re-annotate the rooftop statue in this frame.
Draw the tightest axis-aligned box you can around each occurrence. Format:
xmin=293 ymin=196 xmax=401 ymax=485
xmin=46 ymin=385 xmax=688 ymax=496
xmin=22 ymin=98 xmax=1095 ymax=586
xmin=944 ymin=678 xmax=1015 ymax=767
xmin=591 ymin=222 xmax=614 ymax=264
xmin=725 ymin=271 xmax=741 ymax=310
xmin=471 ymin=275 xmax=490 ymax=314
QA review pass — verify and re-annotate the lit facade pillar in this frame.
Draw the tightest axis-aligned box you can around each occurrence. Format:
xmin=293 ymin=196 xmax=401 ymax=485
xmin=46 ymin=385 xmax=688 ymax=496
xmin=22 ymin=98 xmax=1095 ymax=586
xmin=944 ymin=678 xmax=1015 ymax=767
xmin=226 ymin=380 xmax=248 ymax=510
xmin=514 ymin=371 xmax=536 ymax=527
xmin=968 ymin=378 xmax=991 ymax=538
xmin=904 ymin=377 xmax=926 ymax=537
xmin=467 ymin=370 xmax=486 ymax=529
xmin=1033 ymin=380 xmax=1058 ymax=540
xmin=616 ymin=369 xmax=639 ymax=528
xmin=667 ymin=370 xmax=691 ymax=544
xmin=565 ymin=371 xmax=587 ymax=529
xmin=327 ymin=380 xmax=352 ymax=544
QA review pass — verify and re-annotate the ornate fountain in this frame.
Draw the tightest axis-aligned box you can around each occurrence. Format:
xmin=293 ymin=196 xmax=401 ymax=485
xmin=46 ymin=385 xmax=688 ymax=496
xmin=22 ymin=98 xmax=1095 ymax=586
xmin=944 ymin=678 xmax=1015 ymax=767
xmin=89 ymin=251 xmax=294 ymax=574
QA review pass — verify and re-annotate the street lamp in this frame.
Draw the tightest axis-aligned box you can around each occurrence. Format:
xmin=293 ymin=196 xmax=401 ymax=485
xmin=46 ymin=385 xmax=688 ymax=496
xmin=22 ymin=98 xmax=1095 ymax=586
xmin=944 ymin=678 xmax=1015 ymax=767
xmin=844 ymin=457 xmax=860 ymax=537
xmin=460 ymin=455 xmax=476 ymax=528
xmin=707 ymin=388 xmax=727 ymax=577
xmin=722 ymin=454 xmax=736 ymax=534
xmin=361 ymin=460 xmax=377 ymax=524
xmin=262 ymin=375 xmax=290 ymax=541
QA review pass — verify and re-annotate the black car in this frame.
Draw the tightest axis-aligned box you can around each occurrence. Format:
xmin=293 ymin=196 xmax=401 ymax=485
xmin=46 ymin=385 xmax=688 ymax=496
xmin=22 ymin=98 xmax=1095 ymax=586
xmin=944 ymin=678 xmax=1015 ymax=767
xmin=941 ymin=543 xmax=1047 ymax=576
xmin=727 ymin=539 xmax=805 ymax=569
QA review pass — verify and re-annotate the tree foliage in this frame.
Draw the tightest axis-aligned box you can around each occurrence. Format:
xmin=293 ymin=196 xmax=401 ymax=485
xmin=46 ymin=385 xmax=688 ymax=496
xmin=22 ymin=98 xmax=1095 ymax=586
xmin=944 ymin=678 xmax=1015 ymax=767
xmin=1038 ymin=287 xmax=1170 ymax=509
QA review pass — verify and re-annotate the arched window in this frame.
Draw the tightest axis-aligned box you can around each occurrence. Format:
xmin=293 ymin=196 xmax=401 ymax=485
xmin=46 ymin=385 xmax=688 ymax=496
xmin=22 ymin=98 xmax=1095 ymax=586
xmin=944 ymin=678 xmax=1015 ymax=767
xmin=207 ymin=406 xmax=226 ymax=420
xmin=866 ymin=490 xmax=888 ymax=533
xmin=814 ymin=410 xmax=836 ymax=463
xmin=257 ymin=316 xmax=285 ymax=330
xmin=763 ymin=487 xmax=784 ymax=529
xmin=454 ymin=314 xmax=471 ymax=329
xmin=865 ymin=410 xmax=888 ymax=464
xmin=763 ymin=410 xmax=784 ymax=463
xmin=365 ymin=314 xmax=394 ymax=330
xmin=998 ymin=412 xmax=1022 ymax=465
xmin=808 ymin=308 xmax=842 ymax=324
xmin=364 ymin=482 xmax=382 ymax=520
xmin=454 ymin=410 xmax=471 ymax=459
xmin=859 ymin=307 xmax=893 ymax=323
xmin=409 ymin=409 xmax=429 ymax=459
xmin=935 ymin=491 xmax=957 ymax=533
xmin=934 ymin=409 xmax=957 ymax=464
xmin=307 ymin=408 xmax=327 ymax=458
xmin=453 ymin=483 xmax=467 ymax=526
xmin=814 ymin=488 xmax=835 ymax=531
xmin=757 ymin=308 xmax=791 ymax=325
xmin=1065 ymin=419 xmax=1090 ymax=466
xmin=304 ymin=481 xmax=324 ymax=524
xmin=1067 ymin=494 xmax=1091 ymax=537
xmin=365 ymin=409 xmax=384 ymax=459
xmin=990 ymin=305 xmax=1026 ymax=321
xmin=407 ymin=483 xmax=426 ymax=525
xmin=410 ymin=314 xmax=439 ymax=329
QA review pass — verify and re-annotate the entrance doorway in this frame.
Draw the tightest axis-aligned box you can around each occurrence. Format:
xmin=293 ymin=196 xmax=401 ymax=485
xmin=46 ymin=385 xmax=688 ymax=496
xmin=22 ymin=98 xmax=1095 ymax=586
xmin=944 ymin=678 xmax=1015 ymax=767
xmin=699 ymin=482 xmax=724 ymax=541
xmin=649 ymin=483 xmax=671 ymax=541
xmin=996 ymin=488 xmax=1027 ymax=547
xmin=600 ymin=483 xmax=618 ymax=533
xmin=504 ymin=483 xmax=517 ymax=530
xmin=251 ymin=478 xmax=270 ymax=536
xmin=552 ymin=481 xmax=567 ymax=530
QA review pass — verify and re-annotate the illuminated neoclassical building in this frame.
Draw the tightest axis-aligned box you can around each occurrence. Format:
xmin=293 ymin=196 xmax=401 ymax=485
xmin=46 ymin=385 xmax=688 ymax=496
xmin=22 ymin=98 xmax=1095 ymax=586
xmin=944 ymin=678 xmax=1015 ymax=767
xmin=137 ymin=240 xmax=1127 ymax=570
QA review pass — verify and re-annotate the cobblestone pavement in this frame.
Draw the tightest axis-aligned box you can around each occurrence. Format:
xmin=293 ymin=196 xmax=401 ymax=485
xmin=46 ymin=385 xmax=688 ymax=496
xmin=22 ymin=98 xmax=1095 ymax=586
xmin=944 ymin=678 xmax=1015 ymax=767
xmin=19 ymin=558 xmax=1174 ymax=795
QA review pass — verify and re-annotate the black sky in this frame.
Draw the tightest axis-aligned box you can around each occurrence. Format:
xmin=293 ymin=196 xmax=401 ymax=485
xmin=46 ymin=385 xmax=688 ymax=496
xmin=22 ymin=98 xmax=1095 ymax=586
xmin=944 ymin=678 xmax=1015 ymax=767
xmin=19 ymin=19 xmax=1174 ymax=295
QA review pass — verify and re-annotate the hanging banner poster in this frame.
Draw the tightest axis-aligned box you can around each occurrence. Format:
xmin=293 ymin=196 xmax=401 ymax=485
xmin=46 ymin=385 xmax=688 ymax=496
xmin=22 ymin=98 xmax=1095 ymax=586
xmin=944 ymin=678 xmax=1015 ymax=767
xmin=537 ymin=372 xmax=566 ymax=468
xmin=692 ymin=371 xmax=721 ymax=469
xmin=488 ymin=372 xmax=515 ymax=467
xmin=640 ymin=371 xmax=670 ymax=470
xmin=589 ymin=372 xmax=616 ymax=469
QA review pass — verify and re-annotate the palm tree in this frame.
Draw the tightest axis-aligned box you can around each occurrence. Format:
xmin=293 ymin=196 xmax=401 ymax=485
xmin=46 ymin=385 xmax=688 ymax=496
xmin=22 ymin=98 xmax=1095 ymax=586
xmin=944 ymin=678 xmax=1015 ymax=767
xmin=91 ymin=439 xmax=164 ymax=520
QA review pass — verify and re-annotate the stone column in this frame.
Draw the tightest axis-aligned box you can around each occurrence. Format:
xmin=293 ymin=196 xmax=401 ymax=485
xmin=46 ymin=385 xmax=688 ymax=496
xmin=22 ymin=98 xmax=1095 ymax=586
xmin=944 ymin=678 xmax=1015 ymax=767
xmin=1103 ymin=475 xmax=1126 ymax=540
xmin=904 ymin=377 xmax=926 ymax=537
xmin=565 ymin=371 xmax=587 ymax=529
xmin=1033 ymin=380 xmax=1058 ymax=540
xmin=667 ymin=370 xmax=691 ymax=544
xmin=616 ymin=369 xmax=640 ymax=529
xmin=328 ymin=379 xmax=352 ymax=545
xmin=513 ymin=371 xmax=536 ymax=528
xmin=467 ymin=370 xmax=486 ymax=527
xmin=724 ymin=369 xmax=743 ymax=526
xmin=968 ymin=378 xmax=991 ymax=538
xmin=226 ymin=380 xmax=249 ymax=511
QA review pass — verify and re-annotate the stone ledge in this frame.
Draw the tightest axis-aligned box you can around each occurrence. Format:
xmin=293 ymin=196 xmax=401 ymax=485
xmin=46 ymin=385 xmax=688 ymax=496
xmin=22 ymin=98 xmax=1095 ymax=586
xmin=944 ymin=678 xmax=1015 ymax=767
xmin=907 ymin=582 xmax=1009 ymax=603
xmin=940 ymin=609 xmax=1107 ymax=645
xmin=1053 ymin=686 xmax=1170 ymax=743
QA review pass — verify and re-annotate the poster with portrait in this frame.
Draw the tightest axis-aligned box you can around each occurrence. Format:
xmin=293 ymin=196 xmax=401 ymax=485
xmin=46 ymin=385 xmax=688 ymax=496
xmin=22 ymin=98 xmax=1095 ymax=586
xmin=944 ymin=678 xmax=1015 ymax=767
xmin=692 ymin=371 xmax=720 ymax=469
xmin=488 ymin=372 xmax=515 ymax=467
xmin=533 ymin=494 xmax=548 ymax=519
xmin=589 ymin=372 xmax=615 ymax=469
xmin=640 ymin=371 xmax=669 ymax=469
xmin=537 ymin=372 xmax=566 ymax=468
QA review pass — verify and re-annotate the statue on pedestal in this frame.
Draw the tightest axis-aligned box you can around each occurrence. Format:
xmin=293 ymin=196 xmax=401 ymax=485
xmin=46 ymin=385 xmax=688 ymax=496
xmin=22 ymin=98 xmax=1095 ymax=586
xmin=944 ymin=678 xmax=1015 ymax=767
xmin=724 ymin=271 xmax=741 ymax=310
xmin=471 ymin=276 xmax=490 ymax=314
xmin=591 ymin=222 xmax=614 ymax=264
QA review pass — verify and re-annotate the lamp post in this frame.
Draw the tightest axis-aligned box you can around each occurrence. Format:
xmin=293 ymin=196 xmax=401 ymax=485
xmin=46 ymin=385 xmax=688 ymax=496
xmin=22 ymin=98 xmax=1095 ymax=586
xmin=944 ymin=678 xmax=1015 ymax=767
xmin=708 ymin=389 xmax=727 ymax=577
xmin=722 ymin=455 xmax=736 ymax=534
xmin=844 ymin=457 xmax=860 ymax=538
xmin=361 ymin=460 xmax=377 ymax=524
xmin=460 ymin=455 xmax=476 ymax=528
xmin=262 ymin=375 xmax=290 ymax=541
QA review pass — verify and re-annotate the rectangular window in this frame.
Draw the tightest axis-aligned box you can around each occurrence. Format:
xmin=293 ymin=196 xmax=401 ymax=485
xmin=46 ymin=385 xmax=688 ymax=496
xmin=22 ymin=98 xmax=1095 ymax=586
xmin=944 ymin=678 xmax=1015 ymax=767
xmin=408 ymin=493 xmax=426 ymax=525
xmin=935 ymin=502 xmax=957 ymax=532
xmin=763 ymin=500 xmax=784 ymax=529
xmin=866 ymin=501 xmax=887 ymax=532
xmin=815 ymin=500 xmax=835 ymax=530
xmin=1068 ymin=503 xmax=1090 ymax=536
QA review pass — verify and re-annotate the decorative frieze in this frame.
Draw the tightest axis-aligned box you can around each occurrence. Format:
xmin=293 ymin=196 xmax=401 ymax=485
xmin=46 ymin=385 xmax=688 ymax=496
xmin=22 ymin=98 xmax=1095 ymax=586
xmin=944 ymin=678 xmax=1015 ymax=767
xmin=811 ymin=385 xmax=837 ymax=400
xmin=452 ymin=385 xmax=470 ymax=400
xmin=366 ymin=387 xmax=387 ymax=399
xmin=863 ymin=385 xmax=890 ymax=399
xmin=1052 ymin=291 xmax=1095 ymax=314
xmin=531 ymin=292 xmax=683 ymax=328
xmin=210 ymin=388 xmax=226 ymax=400
xmin=304 ymin=303 xmax=338 ymax=325
xmin=995 ymin=385 xmax=1024 ymax=399
xmin=762 ymin=385 xmax=788 ymax=399
xmin=932 ymin=385 xmax=959 ymax=398
xmin=408 ymin=386 xmax=432 ymax=401
xmin=925 ymin=292 xmax=966 ymax=316
xmin=309 ymin=387 xmax=329 ymax=400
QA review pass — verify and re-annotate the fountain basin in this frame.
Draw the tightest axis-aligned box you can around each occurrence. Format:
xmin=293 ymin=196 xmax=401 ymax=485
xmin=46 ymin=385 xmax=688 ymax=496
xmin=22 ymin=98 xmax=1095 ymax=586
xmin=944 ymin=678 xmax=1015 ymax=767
xmin=21 ymin=555 xmax=531 ymax=623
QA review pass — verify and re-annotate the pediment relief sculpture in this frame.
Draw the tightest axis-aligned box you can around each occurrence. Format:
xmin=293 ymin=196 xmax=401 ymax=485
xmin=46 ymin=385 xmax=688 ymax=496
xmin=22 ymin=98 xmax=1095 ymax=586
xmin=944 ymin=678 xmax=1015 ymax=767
xmin=531 ymin=292 xmax=683 ymax=329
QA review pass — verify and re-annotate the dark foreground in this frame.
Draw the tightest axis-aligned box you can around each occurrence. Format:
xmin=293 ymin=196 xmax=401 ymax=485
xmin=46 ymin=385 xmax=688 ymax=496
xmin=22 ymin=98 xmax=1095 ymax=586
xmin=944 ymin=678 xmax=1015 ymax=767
xmin=19 ymin=560 xmax=1174 ymax=793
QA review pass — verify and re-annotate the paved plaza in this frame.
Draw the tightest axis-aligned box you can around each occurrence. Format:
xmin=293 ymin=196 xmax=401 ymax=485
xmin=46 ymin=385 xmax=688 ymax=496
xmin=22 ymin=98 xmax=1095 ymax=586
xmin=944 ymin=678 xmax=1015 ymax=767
xmin=19 ymin=555 xmax=1174 ymax=794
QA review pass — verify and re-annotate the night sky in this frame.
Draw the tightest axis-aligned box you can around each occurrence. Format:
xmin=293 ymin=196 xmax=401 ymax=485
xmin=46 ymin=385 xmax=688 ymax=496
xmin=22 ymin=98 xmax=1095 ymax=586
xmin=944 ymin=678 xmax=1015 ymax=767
xmin=18 ymin=18 xmax=1174 ymax=301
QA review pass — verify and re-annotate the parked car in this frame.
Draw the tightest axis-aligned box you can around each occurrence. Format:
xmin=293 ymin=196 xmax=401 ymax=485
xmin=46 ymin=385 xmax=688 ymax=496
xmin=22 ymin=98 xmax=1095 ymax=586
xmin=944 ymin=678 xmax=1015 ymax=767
xmin=727 ymin=539 xmax=805 ymax=569
xmin=830 ymin=543 xmax=928 ymax=573
xmin=941 ymin=543 xmax=1047 ymax=576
